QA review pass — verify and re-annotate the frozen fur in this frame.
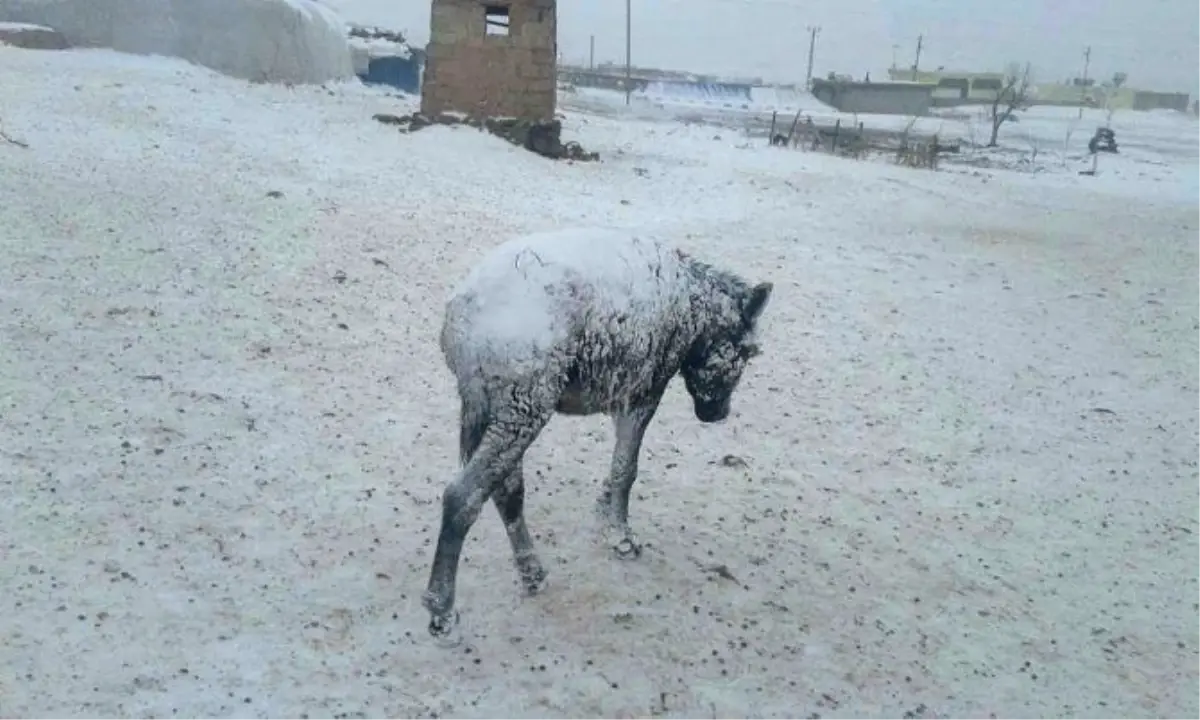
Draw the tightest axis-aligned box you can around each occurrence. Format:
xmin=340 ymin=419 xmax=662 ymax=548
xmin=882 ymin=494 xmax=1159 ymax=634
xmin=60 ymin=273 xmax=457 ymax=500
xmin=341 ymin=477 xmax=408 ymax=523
xmin=422 ymin=227 xmax=774 ymax=638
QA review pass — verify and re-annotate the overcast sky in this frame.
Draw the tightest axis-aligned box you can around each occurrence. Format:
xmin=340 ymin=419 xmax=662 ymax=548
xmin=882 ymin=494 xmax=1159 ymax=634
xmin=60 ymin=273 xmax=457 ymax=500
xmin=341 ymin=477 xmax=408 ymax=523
xmin=326 ymin=0 xmax=1198 ymax=92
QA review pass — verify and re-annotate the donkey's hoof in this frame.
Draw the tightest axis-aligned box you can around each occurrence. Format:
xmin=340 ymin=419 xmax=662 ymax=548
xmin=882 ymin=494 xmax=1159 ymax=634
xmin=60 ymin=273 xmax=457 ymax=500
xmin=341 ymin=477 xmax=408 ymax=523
xmin=519 ymin=563 xmax=549 ymax=595
xmin=428 ymin=610 xmax=461 ymax=645
xmin=613 ymin=537 xmax=643 ymax=560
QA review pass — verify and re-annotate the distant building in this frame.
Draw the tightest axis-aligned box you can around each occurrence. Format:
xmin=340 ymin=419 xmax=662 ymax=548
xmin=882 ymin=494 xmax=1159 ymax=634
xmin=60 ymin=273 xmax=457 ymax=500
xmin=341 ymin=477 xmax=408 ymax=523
xmin=1032 ymin=81 xmax=1104 ymax=107
xmin=812 ymin=78 xmax=934 ymax=116
xmin=886 ymin=68 xmax=1006 ymax=105
xmin=1033 ymin=83 xmax=1190 ymax=112
xmin=1130 ymin=90 xmax=1191 ymax=112
xmin=421 ymin=0 xmax=557 ymax=121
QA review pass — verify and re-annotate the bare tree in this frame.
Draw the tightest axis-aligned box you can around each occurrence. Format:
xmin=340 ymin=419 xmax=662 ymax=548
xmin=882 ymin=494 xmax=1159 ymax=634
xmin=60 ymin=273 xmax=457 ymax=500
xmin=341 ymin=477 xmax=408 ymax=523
xmin=987 ymin=63 xmax=1033 ymax=147
xmin=1062 ymin=115 xmax=1081 ymax=166
xmin=1025 ymin=129 xmax=1040 ymax=164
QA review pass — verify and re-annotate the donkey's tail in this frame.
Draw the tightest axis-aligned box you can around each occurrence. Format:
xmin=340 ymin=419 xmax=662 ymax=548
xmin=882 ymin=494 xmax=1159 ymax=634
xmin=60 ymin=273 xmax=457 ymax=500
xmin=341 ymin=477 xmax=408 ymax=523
xmin=458 ymin=379 xmax=490 ymax=467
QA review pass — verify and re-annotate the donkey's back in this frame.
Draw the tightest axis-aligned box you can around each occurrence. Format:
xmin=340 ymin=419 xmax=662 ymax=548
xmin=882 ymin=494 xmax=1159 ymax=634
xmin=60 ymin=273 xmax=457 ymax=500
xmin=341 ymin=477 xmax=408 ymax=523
xmin=440 ymin=227 xmax=688 ymax=381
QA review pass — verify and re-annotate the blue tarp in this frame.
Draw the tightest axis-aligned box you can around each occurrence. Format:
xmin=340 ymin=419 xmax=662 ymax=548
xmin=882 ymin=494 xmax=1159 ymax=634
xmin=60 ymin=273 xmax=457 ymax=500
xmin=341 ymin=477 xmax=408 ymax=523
xmin=359 ymin=54 xmax=423 ymax=94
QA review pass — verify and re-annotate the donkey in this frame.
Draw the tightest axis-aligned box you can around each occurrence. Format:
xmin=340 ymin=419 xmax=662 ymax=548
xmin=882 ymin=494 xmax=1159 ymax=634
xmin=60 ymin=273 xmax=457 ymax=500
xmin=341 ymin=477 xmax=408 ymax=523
xmin=422 ymin=227 xmax=774 ymax=638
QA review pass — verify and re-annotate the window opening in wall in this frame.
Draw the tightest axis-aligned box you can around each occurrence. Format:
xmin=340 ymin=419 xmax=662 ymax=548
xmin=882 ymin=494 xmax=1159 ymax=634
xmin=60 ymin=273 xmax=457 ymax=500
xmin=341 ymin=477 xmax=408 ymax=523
xmin=485 ymin=5 xmax=510 ymax=36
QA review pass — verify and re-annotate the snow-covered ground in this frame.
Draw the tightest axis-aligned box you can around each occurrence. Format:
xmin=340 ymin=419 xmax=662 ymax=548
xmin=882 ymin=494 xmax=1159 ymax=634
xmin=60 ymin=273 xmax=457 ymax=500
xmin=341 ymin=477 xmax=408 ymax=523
xmin=1 ymin=45 xmax=1198 ymax=719
xmin=564 ymin=84 xmax=835 ymax=118
xmin=564 ymin=85 xmax=1200 ymax=173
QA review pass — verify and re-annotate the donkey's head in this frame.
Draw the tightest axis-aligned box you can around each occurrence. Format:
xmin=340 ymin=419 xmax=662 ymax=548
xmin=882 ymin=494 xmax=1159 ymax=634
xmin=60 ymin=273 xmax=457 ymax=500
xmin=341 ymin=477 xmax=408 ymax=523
xmin=681 ymin=280 xmax=773 ymax=423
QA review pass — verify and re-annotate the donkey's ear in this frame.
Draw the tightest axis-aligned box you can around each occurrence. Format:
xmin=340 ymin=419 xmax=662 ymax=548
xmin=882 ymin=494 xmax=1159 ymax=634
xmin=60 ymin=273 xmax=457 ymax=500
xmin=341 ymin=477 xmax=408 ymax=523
xmin=743 ymin=282 xmax=773 ymax=326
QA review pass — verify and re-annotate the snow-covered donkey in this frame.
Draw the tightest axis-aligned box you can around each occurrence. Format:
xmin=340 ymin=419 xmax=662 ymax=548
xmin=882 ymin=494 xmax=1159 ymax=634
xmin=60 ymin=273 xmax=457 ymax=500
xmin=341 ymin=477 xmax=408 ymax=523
xmin=423 ymin=227 xmax=773 ymax=638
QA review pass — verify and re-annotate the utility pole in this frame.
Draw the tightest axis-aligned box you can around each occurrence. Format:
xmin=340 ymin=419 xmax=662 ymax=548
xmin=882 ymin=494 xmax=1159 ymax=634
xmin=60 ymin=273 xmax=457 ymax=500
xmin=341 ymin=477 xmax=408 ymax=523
xmin=589 ymin=34 xmax=595 ymax=70
xmin=805 ymin=25 xmax=820 ymax=90
xmin=911 ymin=34 xmax=923 ymax=81
xmin=1078 ymin=45 xmax=1092 ymax=118
xmin=624 ymin=0 xmax=632 ymax=105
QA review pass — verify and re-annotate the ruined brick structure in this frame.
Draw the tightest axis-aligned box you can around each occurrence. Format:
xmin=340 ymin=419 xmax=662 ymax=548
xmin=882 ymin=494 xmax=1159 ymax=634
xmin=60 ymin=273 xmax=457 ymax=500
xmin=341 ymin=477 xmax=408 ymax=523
xmin=421 ymin=0 xmax=557 ymax=121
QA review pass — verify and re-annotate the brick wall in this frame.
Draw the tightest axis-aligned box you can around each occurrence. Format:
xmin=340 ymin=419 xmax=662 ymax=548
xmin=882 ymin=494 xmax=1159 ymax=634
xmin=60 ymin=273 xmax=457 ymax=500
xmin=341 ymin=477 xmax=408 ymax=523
xmin=421 ymin=0 xmax=557 ymax=121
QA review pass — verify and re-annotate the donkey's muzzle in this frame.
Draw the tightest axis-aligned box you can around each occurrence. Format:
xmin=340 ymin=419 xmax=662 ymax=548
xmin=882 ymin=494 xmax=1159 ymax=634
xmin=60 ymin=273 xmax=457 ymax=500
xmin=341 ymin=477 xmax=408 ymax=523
xmin=694 ymin=399 xmax=730 ymax=423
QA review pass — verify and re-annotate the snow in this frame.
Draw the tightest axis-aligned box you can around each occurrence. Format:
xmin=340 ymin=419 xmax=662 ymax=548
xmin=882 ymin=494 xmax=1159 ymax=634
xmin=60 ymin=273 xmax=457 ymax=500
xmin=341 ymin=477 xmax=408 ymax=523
xmin=566 ymin=85 xmax=1199 ymax=180
xmin=0 ymin=18 xmax=65 ymax=49
xmin=642 ymin=80 xmax=753 ymax=107
xmin=442 ymin=228 xmax=686 ymax=386
xmin=452 ymin=227 xmax=684 ymax=349
xmin=748 ymin=86 xmax=836 ymax=113
xmin=0 ymin=19 xmax=48 ymax=29
xmin=1 ymin=45 xmax=1198 ymax=719
xmin=0 ymin=0 xmax=354 ymax=84
xmin=345 ymin=25 xmax=415 ymax=85
xmin=567 ymin=84 xmax=833 ymax=118
xmin=348 ymin=35 xmax=412 ymax=60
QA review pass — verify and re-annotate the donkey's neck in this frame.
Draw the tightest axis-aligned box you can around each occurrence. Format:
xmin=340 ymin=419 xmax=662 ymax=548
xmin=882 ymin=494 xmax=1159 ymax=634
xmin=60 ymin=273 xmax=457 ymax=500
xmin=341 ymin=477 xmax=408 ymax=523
xmin=679 ymin=251 xmax=750 ymax=339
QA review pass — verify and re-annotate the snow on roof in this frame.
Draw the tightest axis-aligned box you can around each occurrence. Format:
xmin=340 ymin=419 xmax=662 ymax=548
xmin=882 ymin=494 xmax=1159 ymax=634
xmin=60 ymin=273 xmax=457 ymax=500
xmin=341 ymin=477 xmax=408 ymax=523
xmin=0 ymin=21 xmax=56 ymax=31
xmin=346 ymin=23 xmax=412 ymax=59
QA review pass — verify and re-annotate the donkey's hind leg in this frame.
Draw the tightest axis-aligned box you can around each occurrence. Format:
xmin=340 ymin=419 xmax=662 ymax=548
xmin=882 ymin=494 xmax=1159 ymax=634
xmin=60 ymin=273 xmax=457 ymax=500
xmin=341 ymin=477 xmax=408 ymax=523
xmin=422 ymin=408 xmax=551 ymax=638
xmin=493 ymin=460 xmax=548 ymax=594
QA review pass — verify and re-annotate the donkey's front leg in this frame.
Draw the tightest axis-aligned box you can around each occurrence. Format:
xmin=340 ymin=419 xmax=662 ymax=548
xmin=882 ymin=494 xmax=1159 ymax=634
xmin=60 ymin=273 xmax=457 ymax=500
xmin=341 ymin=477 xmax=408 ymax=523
xmin=599 ymin=402 xmax=660 ymax=559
